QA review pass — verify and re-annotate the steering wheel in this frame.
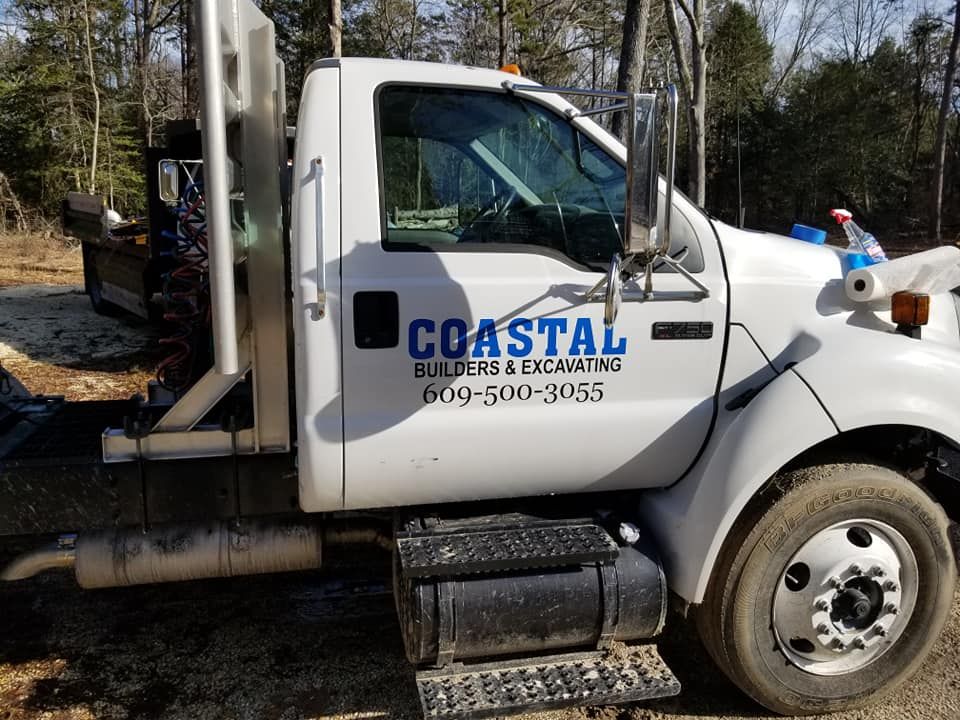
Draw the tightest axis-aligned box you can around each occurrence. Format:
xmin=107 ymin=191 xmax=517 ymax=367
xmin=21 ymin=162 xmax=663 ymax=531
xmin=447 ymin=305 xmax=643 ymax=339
xmin=459 ymin=187 xmax=518 ymax=242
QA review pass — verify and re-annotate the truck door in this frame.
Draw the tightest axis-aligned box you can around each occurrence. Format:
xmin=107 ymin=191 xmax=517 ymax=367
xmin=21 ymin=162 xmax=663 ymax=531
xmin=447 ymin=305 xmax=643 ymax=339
xmin=336 ymin=67 xmax=727 ymax=510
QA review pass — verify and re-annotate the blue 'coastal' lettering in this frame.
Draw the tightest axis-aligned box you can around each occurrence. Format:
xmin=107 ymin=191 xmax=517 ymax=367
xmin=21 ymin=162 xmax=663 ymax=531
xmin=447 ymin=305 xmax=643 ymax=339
xmin=408 ymin=317 xmax=627 ymax=359
xmin=537 ymin=318 xmax=567 ymax=357
xmin=471 ymin=319 xmax=501 ymax=358
xmin=570 ymin=317 xmax=596 ymax=356
xmin=602 ymin=327 xmax=626 ymax=355
xmin=409 ymin=318 xmax=435 ymax=360
xmin=440 ymin=318 xmax=469 ymax=359
xmin=507 ymin=319 xmax=533 ymax=357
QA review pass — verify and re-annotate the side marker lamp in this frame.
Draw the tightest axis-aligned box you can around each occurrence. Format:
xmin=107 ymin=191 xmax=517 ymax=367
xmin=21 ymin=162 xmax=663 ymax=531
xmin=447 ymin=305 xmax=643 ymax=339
xmin=891 ymin=291 xmax=929 ymax=339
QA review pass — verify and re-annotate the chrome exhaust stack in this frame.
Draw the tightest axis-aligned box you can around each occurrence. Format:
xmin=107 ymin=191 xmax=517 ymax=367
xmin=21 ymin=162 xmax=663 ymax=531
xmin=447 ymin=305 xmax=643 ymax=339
xmin=1 ymin=518 xmax=391 ymax=588
xmin=0 ymin=535 xmax=76 ymax=581
xmin=74 ymin=519 xmax=323 ymax=589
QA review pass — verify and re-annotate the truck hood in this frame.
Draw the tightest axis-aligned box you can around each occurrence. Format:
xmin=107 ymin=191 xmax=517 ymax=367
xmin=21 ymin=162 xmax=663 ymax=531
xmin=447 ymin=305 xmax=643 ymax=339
xmin=715 ymin=221 xmax=960 ymax=369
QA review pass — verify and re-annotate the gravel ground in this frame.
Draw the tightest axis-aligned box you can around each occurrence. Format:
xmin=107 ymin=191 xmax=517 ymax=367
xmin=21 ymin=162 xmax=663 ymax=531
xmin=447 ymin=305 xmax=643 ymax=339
xmin=0 ymin=233 xmax=958 ymax=720
xmin=0 ymin=564 xmax=958 ymax=720
xmin=0 ymin=233 xmax=157 ymax=400
xmin=0 ymin=284 xmax=159 ymax=400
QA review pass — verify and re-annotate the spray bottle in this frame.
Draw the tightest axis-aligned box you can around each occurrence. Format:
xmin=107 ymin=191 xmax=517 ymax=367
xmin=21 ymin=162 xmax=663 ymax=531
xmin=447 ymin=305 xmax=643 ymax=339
xmin=829 ymin=208 xmax=888 ymax=263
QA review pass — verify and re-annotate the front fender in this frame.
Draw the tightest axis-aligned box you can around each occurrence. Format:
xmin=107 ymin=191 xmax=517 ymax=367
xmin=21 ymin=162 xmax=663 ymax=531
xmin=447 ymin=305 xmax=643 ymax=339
xmin=792 ymin=324 xmax=960 ymax=443
xmin=639 ymin=368 xmax=837 ymax=603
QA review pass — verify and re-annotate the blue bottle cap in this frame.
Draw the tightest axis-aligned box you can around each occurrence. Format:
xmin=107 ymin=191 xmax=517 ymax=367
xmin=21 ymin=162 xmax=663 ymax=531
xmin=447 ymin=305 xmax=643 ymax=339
xmin=790 ymin=223 xmax=827 ymax=245
xmin=846 ymin=253 xmax=874 ymax=270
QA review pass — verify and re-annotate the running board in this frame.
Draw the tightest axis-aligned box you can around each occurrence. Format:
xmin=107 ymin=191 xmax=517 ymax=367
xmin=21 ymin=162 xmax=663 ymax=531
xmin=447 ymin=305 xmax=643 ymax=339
xmin=416 ymin=645 xmax=680 ymax=719
xmin=396 ymin=522 xmax=619 ymax=577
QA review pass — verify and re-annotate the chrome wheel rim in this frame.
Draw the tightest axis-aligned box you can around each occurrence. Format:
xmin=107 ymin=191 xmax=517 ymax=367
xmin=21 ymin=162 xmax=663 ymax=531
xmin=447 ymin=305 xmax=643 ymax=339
xmin=772 ymin=518 xmax=918 ymax=676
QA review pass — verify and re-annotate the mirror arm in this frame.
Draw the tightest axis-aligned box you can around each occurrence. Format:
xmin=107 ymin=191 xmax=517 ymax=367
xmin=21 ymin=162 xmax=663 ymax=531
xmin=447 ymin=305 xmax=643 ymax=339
xmin=643 ymin=263 xmax=654 ymax=299
xmin=503 ymin=81 xmax=628 ymax=101
xmin=577 ymin=102 xmax=629 ymax=117
xmin=583 ymin=273 xmax=611 ymax=302
xmin=658 ymin=84 xmax=678 ymax=258
xmin=582 ymin=248 xmax=708 ymax=304
xmin=656 ymin=254 xmax=711 ymax=297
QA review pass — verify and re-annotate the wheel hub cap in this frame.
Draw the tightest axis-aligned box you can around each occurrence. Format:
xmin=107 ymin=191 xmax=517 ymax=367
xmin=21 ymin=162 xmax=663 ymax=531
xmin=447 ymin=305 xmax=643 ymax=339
xmin=772 ymin=519 xmax=918 ymax=676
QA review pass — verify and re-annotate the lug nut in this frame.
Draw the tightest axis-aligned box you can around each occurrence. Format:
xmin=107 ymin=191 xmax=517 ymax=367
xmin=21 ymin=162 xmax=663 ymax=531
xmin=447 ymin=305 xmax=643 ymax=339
xmin=829 ymin=575 xmax=844 ymax=589
xmin=849 ymin=563 xmax=863 ymax=575
xmin=815 ymin=599 xmax=831 ymax=612
xmin=874 ymin=625 xmax=888 ymax=637
xmin=870 ymin=565 xmax=885 ymax=577
xmin=883 ymin=580 xmax=899 ymax=592
xmin=853 ymin=636 xmax=867 ymax=649
xmin=817 ymin=622 xmax=832 ymax=634
xmin=832 ymin=638 xmax=846 ymax=650
xmin=885 ymin=603 xmax=899 ymax=615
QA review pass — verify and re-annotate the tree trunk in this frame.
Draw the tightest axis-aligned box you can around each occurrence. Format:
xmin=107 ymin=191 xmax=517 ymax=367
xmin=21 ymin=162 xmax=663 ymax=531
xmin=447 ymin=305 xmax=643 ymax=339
xmin=183 ymin=0 xmax=199 ymax=117
xmin=929 ymin=1 xmax=960 ymax=241
xmin=329 ymin=0 xmax=342 ymax=57
xmin=663 ymin=0 xmax=708 ymax=206
xmin=498 ymin=0 xmax=508 ymax=66
xmin=611 ymin=0 xmax=651 ymax=140
xmin=134 ymin=0 xmax=154 ymax=144
xmin=690 ymin=7 xmax=707 ymax=207
xmin=82 ymin=0 xmax=100 ymax=195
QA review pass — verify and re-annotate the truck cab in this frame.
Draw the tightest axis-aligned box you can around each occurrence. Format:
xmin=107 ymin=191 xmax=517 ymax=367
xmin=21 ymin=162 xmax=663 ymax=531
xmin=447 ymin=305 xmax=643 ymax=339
xmin=293 ymin=59 xmax=727 ymax=511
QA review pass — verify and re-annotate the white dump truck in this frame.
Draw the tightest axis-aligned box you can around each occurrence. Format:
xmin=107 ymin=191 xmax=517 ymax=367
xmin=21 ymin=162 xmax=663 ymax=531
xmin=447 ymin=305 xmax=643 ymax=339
xmin=1 ymin=0 xmax=958 ymax=717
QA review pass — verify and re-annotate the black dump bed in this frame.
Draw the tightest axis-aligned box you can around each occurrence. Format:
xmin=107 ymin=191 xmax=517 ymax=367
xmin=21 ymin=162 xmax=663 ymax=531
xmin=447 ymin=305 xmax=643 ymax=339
xmin=0 ymin=393 xmax=299 ymax=537
xmin=0 ymin=396 xmax=141 ymax=535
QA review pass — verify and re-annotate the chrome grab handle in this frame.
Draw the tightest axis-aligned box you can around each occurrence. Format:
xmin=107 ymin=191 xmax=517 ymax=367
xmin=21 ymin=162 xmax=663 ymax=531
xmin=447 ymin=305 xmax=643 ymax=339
xmin=313 ymin=156 xmax=326 ymax=319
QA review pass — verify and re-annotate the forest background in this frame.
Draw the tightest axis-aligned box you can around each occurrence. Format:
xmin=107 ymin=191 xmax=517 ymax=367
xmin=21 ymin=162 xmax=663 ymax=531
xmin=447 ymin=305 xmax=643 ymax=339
xmin=0 ymin=0 xmax=957 ymax=241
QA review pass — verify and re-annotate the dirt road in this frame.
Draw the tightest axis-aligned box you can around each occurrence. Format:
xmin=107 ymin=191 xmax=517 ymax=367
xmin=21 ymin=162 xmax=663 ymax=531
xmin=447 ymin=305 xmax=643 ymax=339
xmin=1 ymin=240 xmax=958 ymax=719
xmin=1 ymin=564 xmax=958 ymax=720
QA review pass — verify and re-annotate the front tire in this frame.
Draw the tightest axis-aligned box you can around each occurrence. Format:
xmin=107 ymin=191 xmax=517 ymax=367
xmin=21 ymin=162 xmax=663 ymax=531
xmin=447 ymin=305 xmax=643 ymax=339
xmin=697 ymin=462 xmax=956 ymax=715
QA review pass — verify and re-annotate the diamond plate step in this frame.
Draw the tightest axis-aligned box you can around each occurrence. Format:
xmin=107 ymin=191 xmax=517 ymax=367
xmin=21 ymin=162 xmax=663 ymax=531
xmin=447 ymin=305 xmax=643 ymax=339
xmin=416 ymin=646 xmax=681 ymax=719
xmin=397 ymin=523 xmax=619 ymax=578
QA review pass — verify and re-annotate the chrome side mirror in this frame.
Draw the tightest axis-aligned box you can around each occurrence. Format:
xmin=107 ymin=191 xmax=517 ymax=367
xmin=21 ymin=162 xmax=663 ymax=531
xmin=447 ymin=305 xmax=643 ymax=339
xmin=159 ymin=161 xmax=179 ymax=203
xmin=586 ymin=84 xmax=705 ymax=318
xmin=623 ymin=85 xmax=678 ymax=262
xmin=623 ymin=93 xmax=659 ymax=262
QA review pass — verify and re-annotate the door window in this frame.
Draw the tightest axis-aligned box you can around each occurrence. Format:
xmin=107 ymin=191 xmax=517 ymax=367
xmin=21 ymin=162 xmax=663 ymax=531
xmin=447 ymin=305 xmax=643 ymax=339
xmin=378 ymin=86 xmax=626 ymax=271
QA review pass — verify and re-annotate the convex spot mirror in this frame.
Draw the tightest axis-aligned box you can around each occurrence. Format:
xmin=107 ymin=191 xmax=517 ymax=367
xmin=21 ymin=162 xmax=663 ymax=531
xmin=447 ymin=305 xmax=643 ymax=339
xmin=159 ymin=161 xmax=179 ymax=203
xmin=604 ymin=253 xmax=623 ymax=328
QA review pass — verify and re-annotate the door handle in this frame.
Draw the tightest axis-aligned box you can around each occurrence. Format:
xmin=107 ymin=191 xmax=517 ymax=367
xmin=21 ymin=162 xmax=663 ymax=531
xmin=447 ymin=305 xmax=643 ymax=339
xmin=313 ymin=156 xmax=326 ymax=319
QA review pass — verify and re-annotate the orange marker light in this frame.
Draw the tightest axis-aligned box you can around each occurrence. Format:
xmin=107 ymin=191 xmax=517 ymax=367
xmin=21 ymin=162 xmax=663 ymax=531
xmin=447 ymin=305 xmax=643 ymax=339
xmin=499 ymin=64 xmax=522 ymax=76
xmin=891 ymin=291 xmax=930 ymax=327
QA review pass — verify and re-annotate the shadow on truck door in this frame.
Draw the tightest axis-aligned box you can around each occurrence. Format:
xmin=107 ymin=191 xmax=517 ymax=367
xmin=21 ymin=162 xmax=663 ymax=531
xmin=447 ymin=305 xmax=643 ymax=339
xmin=307 ymin=238 xmax=474 ymax=441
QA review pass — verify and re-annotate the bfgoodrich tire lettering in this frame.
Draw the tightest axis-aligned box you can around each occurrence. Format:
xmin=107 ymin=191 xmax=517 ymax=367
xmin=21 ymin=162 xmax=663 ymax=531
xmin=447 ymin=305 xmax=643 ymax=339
xmin=697 ymin=463 xmax=956 ymax=715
